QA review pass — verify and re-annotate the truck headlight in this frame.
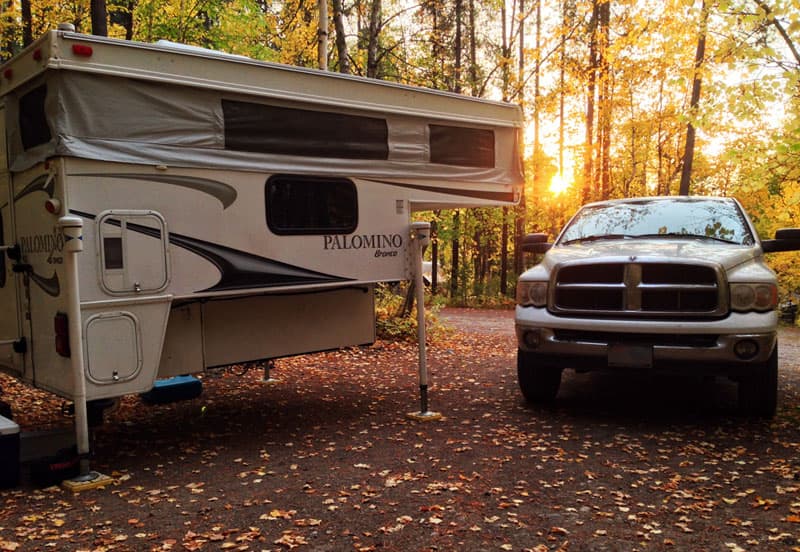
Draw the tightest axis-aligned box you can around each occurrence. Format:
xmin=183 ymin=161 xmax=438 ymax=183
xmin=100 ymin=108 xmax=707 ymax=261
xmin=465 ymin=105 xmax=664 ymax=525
xmin=730 ymin=283 xmax=777 ymax=312
xmin=517 ymin=281 xmax=548 ymax=307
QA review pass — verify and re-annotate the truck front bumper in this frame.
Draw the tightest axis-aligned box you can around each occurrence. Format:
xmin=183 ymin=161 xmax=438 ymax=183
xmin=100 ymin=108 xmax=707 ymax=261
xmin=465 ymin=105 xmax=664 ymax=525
xmin=515 ymin=306 xmax=778 ymax=369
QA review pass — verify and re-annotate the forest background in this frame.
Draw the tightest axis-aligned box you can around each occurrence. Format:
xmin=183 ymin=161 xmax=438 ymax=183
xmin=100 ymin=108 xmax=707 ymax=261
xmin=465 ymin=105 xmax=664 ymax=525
xmin=1 ymin=0 xmax=798 ymax=310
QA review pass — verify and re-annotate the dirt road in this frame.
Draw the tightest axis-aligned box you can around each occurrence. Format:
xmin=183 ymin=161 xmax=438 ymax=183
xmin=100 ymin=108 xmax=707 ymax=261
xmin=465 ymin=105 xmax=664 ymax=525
xmin=1 ymin=308 xmax=799 ymax=551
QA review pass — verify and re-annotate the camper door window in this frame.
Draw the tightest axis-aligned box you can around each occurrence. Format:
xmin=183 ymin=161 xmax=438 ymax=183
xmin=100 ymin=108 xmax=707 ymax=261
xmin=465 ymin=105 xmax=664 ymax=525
xmin=266 ymin=175 xmax=357 ymax=235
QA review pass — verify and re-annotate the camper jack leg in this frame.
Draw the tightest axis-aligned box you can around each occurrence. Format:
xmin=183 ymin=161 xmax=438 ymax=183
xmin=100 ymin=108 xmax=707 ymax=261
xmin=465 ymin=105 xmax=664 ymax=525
xmin=407 ymin=222 xmax=441 ymax=422
xmin=57 ymin=216 xmax=111 ymax=492
xmin=262 ymin=359 xmax=280 ymax=384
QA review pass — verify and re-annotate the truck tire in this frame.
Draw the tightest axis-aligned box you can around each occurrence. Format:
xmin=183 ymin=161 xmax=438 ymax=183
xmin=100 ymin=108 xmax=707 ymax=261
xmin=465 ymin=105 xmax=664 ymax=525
xmin=738 ymin=344 xmax=778 ymax=418
xmin=517 ymin=349 xmax=562 ymax=403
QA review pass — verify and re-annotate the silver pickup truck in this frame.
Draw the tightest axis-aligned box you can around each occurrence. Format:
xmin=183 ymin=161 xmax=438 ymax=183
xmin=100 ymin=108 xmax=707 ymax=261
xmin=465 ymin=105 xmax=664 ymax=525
xmin=515 ymin=196 xmax=800 ymax=417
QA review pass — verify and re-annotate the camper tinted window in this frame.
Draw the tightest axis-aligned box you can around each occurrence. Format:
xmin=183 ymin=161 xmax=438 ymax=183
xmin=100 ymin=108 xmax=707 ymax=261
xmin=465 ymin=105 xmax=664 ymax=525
xmin=223 ymin=100 xmax=389 ymax=160
xmin=429 ymin=124 xmax=494 ymax=168
xmin=19 ymin=85 xmax=52 ymax=150
xmin=266 ymin=175 xmax=357 ymax=235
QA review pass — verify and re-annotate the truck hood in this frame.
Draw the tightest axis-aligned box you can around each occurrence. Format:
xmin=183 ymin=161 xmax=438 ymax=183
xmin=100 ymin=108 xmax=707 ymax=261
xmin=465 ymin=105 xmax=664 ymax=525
xmin=544 ymin=240 xmax=758 ymax=271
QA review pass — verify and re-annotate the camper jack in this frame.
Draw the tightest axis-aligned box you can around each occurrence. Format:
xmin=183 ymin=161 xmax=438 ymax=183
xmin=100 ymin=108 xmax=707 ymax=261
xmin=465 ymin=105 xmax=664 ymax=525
xmin=0 ymin=27 xmax=523 ymax=484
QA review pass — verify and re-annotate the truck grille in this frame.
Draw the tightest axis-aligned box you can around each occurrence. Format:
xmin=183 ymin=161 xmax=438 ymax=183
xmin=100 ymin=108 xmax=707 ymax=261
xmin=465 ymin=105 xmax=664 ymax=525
xmin=551 ymin=262 xmax=725 ymax=318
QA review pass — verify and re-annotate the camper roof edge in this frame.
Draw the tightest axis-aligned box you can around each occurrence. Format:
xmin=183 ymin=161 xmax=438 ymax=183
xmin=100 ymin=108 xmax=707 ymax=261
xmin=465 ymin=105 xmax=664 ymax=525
xmin=1 ymin=29 xmax=523 ymax=129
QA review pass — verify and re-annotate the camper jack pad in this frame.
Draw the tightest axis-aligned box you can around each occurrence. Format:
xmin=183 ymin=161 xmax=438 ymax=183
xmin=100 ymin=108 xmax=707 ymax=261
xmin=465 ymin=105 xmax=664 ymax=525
xmin=62 ymin=470 xmax=113 ymax=493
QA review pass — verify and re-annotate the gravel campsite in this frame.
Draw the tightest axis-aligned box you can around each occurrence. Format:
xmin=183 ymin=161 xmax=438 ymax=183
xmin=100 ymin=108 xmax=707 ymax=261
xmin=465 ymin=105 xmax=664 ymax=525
xmin=2 ymin=308 xmax=800 ymax=551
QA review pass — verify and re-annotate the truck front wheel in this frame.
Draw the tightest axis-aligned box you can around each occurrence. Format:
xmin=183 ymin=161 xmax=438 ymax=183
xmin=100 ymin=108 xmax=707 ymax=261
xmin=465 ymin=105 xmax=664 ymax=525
xmin=517 ymin=349 xmax=562 ymax=404
xmin=738 ymin=344 xmax=778 ymax=418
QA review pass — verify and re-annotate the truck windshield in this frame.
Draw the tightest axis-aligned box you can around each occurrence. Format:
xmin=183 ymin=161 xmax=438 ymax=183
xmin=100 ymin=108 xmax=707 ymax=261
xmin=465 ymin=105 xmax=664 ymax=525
xmin=558 ymin=198 xmax=755 ymax=246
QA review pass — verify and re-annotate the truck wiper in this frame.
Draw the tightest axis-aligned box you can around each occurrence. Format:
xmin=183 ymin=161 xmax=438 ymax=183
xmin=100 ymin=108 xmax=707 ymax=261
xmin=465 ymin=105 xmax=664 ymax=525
xmin=635 ymin=232 xmax=739 ymax=244
xmin=561 ymin=234 xmax=635 ymax=245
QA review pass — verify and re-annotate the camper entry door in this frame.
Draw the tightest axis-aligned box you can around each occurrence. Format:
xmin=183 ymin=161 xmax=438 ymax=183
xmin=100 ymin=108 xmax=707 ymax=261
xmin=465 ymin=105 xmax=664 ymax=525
xmin=0 ymin=106 xmax=24 ymax=376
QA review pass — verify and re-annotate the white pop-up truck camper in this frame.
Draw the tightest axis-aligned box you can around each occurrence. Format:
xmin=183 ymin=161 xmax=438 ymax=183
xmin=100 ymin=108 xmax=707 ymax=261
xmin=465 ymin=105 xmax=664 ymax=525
xmin=0 ymin=26 xmax=523 ymax=482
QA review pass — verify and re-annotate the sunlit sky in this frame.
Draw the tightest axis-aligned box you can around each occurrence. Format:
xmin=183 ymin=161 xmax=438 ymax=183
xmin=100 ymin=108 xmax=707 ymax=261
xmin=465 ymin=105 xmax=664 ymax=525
xmin=512 ymin=3 xmax=796 ymax=200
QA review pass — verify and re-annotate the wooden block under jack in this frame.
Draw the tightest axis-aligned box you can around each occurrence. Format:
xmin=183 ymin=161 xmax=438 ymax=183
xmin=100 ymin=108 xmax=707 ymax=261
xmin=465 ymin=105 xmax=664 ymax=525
xmin=406 ymin=411 xmax=443 ymax=422
xmin=61 ymin=471 xmax=114 ymax=493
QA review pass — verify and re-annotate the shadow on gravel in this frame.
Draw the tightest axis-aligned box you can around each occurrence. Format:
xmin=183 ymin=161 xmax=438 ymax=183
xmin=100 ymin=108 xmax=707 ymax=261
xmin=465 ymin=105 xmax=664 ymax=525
xmin=94 ymin=381 xmax=384 ymax=459
xmin=521 ymin=369 xmax=749 ymax=427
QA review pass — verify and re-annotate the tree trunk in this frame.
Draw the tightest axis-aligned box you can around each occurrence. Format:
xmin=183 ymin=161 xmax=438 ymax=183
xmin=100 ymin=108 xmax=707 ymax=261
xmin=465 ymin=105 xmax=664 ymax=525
xmin=500 ymin=3 xmax=510 ymax=296
xmin=657 ymin=79 xmax=666 ymax=195
xmin=473 ymin=225 xmax=480 ymax=296
xmin=454 ymin=0 xmax=462 ymax=92
xmin=332 ymin=0 xmax=350 ymax=73
xmin=679 ymin=0 xmax=708 ymax=196
xmin=399 ymin=282 xmax=415 ymax=317
xmin=500 ymin=206 xmax=508 ymax=295
xmin=513 ymin=0 xmax=526 ymax=277
xmin=318 ymin=0 xmax=329 ymax=70
xmin=355 ymin=0 xmax=365 ymax=42
xmin=626 ymin=89 xmax=636 ymax=197
xmin=366 ymin=0 xmax=382 ymax=78
xmin=468 ymin=0 xmax=478 ymax=95
xmin=111 ymin=0 xmax=135 ymax=41
xmin=582 ymin=0 xmax=598 ymax=202
xmin=443 ymin=0 xmax=463 ymax=297
xmin=91 ymin=0 xmax=109 ymax=36
xmin=450 ymin=211 xmax=460 ymax=299
xmin=754 ymin=0 xmax=800 ymax=66
xmin=430 ymin=216 xmax=439 ymax=294
xmin=558 ymin=0 xmax=566 ymax=189
xmin=21 ymin=0 xmax=33 ymax=46
xmin=429 ymin=4 xmax=441 ymax=87
xmin=598 ymin=0 xmax=611 ymax=199
xmin=532 ymin=0 xmax=541 ymax=197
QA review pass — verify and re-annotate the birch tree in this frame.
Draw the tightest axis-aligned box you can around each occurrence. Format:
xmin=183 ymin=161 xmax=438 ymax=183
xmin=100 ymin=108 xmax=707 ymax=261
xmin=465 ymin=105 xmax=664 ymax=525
xmin=679 ymin=0 xmax=708 ymax=196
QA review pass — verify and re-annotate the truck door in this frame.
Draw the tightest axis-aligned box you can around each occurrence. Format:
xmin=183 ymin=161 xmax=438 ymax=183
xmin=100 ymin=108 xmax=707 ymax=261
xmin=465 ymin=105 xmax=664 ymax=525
xmin=0 ymin=106 xmax=24 ymax=375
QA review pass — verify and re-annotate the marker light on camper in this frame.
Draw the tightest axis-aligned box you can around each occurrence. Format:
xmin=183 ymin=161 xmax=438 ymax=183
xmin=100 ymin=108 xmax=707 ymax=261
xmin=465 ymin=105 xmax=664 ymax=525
xmin=71 ymin=44 xmax=93 ymax=57
xmin=33 ymin=49 xmax=42 ymax=61
xmin=54 ymin=313 xmax=70 ymax=357
xmin=3 ymin=69 xmax=11 ymax=80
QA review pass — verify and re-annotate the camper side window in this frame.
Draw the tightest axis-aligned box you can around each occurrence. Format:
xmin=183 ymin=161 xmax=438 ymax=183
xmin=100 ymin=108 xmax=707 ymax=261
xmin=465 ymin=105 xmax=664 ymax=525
xmin=19 ymin=85 xmax=52 ymax=151
xmin=223 ymin=100 xmax=389 ymax=160
xmin=429 ymin=124 xmax=494 ymax=168
xmin=266 ymin=175 xmax=357 ymax=235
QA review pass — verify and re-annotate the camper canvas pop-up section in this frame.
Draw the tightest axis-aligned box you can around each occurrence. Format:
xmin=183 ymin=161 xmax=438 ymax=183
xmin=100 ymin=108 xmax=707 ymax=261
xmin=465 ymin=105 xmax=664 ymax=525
xmin=0 ymin=27 xmax=523 ymax=485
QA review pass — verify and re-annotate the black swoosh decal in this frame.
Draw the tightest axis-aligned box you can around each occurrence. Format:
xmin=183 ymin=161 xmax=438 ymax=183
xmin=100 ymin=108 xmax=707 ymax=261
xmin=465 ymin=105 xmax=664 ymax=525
xmin=364 ymin=178 xmax=517 ymax=203
xmin=71 ymin=210 xmax=347 ymax=292
xmin=69 ymin=173 xmax=237 ymax=209
xmin=14 ymin=174 xmax=55 ymax=202
xmin=30 ymin=271 xmax=60 ymax=297
xmin=169 ymin=232 xmax=348 ymax=292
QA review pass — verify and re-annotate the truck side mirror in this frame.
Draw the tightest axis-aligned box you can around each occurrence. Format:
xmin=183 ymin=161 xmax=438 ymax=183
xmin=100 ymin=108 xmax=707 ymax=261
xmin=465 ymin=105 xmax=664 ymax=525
xmin=521 ymin=233 xmax=552 ymax=254
xmin=762 ymin=228 xmax=800 ymax=253
xmin=775 ymin=229 xmax=800 ymax=240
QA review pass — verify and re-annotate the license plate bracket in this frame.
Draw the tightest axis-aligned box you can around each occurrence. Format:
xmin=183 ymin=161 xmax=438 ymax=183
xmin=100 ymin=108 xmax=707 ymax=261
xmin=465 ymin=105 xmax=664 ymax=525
xmin=608 ymin=343 xmax=653 ymax=368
